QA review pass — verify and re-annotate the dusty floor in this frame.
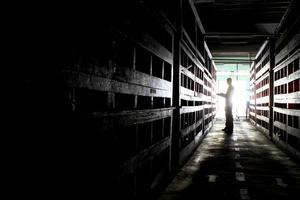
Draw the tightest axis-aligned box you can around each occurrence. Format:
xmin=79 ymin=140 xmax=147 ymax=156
xmin=157 ymin=119 xmax=300 ymax=200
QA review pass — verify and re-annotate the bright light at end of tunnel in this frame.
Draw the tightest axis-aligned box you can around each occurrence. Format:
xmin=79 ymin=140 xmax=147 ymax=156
xmin=216 ymin=80 xmax=249 ymax=119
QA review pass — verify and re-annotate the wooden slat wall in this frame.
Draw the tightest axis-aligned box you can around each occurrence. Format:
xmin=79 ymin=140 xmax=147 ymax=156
xmin=250 ymin=40 xmax=271 ymax=135
xmin=250 ymin=29 xmax=300 ymax=162
xmin=273 ymin=31 xmax=300 ymax=160
xmin=178 ymin=0 xmax=216 ymax=166
xmin=48 ymin=0 xmax=217 ymax=198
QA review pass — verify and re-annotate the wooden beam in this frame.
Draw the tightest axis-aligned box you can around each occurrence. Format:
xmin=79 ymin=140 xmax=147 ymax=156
xmin=171 ymin=0 xmax=182 ymax=172
xmin=119 ymin=137 xmax=171 ymax=175
xmin=269 ymin=38 xmax=275 ymax=139
xmin=189 ymin=0 xmax=205 ymax=34
xmin=194 ymin=0 xmax=214 ymax=3
xmin=275 ymin=0 xmax=297 ymax=34
xmin=62 ymin=69 xmax=172 ymax=98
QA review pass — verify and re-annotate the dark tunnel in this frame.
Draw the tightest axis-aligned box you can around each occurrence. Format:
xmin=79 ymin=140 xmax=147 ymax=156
xmin=17 ymin=0 xmax=300 ymax=199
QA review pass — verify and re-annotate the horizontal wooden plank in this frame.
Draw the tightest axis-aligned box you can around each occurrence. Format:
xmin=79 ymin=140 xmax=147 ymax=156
xmin=273 ymin=107 xmax=300 ymax=116
xmin=288 ymin=70 xmax=300 ymax=83
xmin=276 ymin=33 xmax=300 ymax=65
xmin=286 ymin=145 xmax=300 ymax=160
xmin=182 ymin=28 xmax=205 ymax=65
xmin=179 ymin=138 xmax=196 ymax=166
xmin=256 ymin=106 xmax=269 ymax=110
xmin=180 ymin=94 xmax=204 ymax=102
xmin=180 ymin=37 xmax=205 ymax=71
xmin=84 ymin=107 xmax=174 ymax=118
xmin=255 ymin=40 xmax=269 ymax=60
xmin=275 ymin=70 xmax=300 ymax=86
xmin=249 ymin=105 xmax=255 ymax=109
xmin=256 ymin=115 xmax=269 ymax=123
xmin=256 ymin=84 xmax=270 ymax=94
xmin=255 ymin=51 xmax=270 ymax=70
xmin=250 ymin=118 xmax=256 ymax=125
xmin=194 ymin=91 xmax=205 ymax=99
xmin=256 ymin=71 xmax=269 ymax=83
xmin=151 ymin=9 xmax=176 ymax=35
xmin=256 ymin=124 xmax=269 ymax=134
xmin=85 ymin=108 xmax=173 ymax=133
xmin=250 ymin=78 xmax=255 ymax=85
xmin=180 ymin=66 xmax=204 ymax=86
xmin=274 ymin=77 xmax=288 ymax=87
xmin=274 ymin=121 xmax=287 ymax=130
xmin=274 ymin=49 xmax=300 ymax=71
xmin=180 ymin=88 xmax=212 ymax=102
xmin=203 ymin=73 xmax=213 ymax=82
xmin=256 ymin=96 xmax=269 ymax=104
xmin=195 ymin=130 xmax=205 ymax=143
xmin=180 ymin=86 xmax=194 ymax=97
xmin=204 ymin=121 xmax=213 ymax=134
xmin=203 ymin=84 xmax=212 ymax=92
xmin=272 ymin=136 xmax=287 ymax=151
xmin=274 ymin=124 xmax=300 ymax=140
xmin=179 ymin=124 xmax=210 ymax=165
xmin=180 ymin=65 xmax=194 ymax=80
xmin=274 ymin=91 xmax=300 ymax=103
xmin=256 ymin=63 xmax=270 ymax=79
xmin=119 ymin=136 xmax=171 ymax=175
xmin=181 ymin=120 xmax=203 ymax=137
xmin=115 ymin=67 xmax=172 ymax=90
xmin=286 ymin=126 xmax=300 ymax=138
xmin=203 ymin=104 xmax=213 ymax=108
xmin=205 ymin=113 xmax=213 ymax=119
xmin=135 ymin=32 xmax=173 ymax=64
xmin=63 ymin=69 xmax=172 ymax=98
xmin=180 ymin=106 xmax=204 ymax=114
xmin=204 ymin=42 xmax=213 ymax=59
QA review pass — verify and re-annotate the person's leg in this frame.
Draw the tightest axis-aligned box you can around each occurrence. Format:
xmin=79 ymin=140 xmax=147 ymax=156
xmin=223 ymin=109 xmax=229 ymax=131
xmin=228 ymin=115 xmax=233 ymax=130
xmin=227 ymin=108 xmax=233 ymax=132
xmin=224 ymin=106 xmax=234 ymax=132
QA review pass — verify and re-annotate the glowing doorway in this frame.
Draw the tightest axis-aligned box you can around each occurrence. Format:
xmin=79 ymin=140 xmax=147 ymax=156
xmin=216 ymin=64 xmax=250 ymax=120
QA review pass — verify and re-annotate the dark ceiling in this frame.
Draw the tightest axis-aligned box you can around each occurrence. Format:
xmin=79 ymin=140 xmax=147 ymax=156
xmin=194 ymin=0 xmax=292 ymax=58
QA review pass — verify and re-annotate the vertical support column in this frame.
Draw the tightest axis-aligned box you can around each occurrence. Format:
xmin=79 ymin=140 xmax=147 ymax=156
xmin=107 ymin=92 xmax=115 ymax=110
xmin=108 ymin=46 xmax=116 ymax=110
xmin=133 ymin=46 xmax=138 ymax=110
xmin=171 ymin=0 xmax=182 ymax=172
xmin=254 ymin=65 xmax=257 ymax=126
xmin=68 ymin=87 xmax=76 ymax=112
xmin=269 ymin=38 xmax=275 ymax=139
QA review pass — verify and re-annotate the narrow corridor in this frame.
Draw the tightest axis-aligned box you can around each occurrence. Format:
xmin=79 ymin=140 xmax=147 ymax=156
xmin=157 ymin=120 xmax=300 ymax=200
xmin=20 ymin=1 xmax=300 ymax=198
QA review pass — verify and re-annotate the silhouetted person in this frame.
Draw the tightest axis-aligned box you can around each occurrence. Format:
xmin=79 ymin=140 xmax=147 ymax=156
xmin=217 ymin=78 xmax=234 ymax=133
xmin=246 ymin=100 xmax=250 ymax=119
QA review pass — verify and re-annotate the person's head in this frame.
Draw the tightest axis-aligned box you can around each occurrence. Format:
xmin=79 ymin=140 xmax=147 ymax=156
xmin=227 ymin=78 xmax=232 ymax=85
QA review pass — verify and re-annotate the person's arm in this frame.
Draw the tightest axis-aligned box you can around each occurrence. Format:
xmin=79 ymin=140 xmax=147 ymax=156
xmin=217 ymin=93 xmax=226 ymax=97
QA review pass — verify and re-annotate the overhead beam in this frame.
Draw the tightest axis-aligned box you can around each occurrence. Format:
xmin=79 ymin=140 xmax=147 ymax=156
xmin=189 ymin=0 xmax=205 ymax=33
xmin=275 ymin=0 xmax=297 ymax=34
xmin=194 ymin=0 xmax=214 ymax=3
xmin=214 ymin=8 xmax=287 ymax=11
xmin=200 ymin=1 xmax=290 ymax=5
xmin=214 ymin=60 xmax=253 ymax=64
xmin=212 ymin=58 xmax=255 ymax=61
xmin=204 ymin=32 xmax=274 ymax=38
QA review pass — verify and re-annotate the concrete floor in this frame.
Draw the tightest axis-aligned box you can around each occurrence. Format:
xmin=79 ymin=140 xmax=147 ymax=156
xmin=157 ymin=120 xmax=300 ymax=200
